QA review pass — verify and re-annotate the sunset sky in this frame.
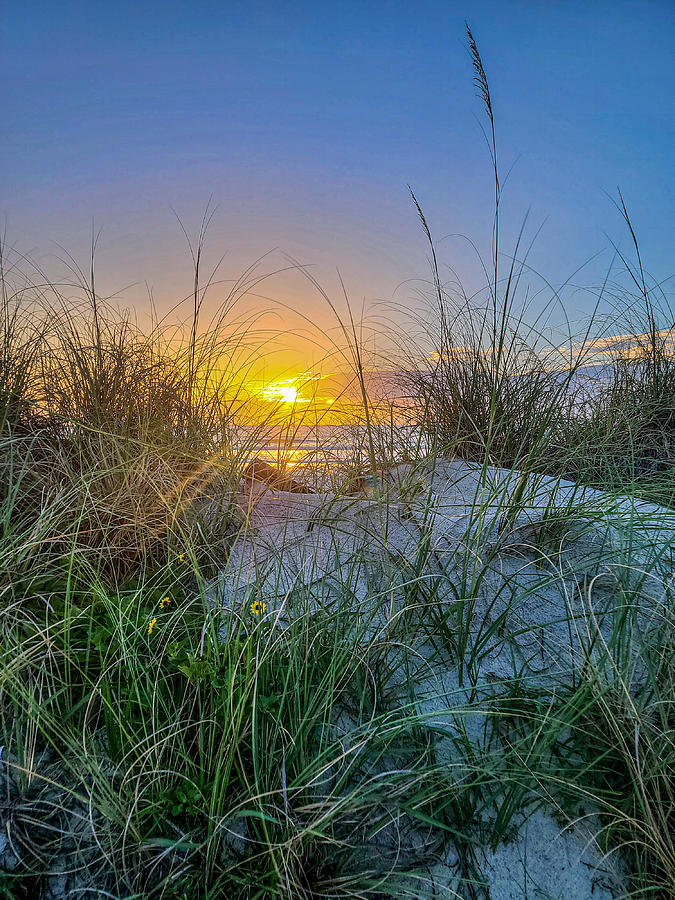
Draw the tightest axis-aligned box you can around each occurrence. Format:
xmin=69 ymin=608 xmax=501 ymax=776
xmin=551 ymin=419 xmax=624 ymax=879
xmin=3 ymin=1 xmax=674 ymax=377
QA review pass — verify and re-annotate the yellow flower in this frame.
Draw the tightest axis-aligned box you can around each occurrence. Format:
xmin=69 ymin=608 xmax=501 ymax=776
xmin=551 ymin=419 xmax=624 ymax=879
xmin=160 ymin=596 xmax=171 ymax=609
xmin=178 ymin=554 xmax=185 ymax=563
xmin=148 ymin=617 xmax=157 ymax=635
xmin=250 ymin=600 xmax=267 ymax=616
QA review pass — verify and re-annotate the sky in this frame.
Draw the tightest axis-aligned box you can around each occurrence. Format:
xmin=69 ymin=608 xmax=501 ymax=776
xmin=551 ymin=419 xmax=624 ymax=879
xmin=2 ymin=0 xmax=674 ymax=377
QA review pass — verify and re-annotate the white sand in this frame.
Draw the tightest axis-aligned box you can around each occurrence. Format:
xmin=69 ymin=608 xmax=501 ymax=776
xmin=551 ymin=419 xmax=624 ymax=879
xmin=208 ymin=458 xmax=674 ymax=897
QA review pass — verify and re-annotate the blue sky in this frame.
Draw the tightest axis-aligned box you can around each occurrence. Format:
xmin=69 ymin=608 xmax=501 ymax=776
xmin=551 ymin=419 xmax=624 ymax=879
xmin=2 ymin=0 xmax=673 ymax=369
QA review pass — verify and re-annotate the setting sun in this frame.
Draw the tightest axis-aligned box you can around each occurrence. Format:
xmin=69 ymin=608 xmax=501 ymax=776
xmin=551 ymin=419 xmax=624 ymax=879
xmin=260 ymin=379 xmax=311 ymax=405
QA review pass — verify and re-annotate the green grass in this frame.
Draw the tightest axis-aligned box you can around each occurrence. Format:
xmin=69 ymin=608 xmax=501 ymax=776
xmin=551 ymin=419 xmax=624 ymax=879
xmin=0 ymin=298 xmax=673 ymax=896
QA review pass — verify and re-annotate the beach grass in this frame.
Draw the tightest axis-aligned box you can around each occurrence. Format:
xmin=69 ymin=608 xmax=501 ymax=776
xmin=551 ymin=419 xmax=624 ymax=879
xmin=1 ymin=257 xmax=673 ymax=896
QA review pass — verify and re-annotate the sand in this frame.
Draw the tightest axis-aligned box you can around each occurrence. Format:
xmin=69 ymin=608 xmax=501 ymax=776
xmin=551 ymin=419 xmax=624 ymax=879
xmin=205 ymin=457 xmax=675 ymax=896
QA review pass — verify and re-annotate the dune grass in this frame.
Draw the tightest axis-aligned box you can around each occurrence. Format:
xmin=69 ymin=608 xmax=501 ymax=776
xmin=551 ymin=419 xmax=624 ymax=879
xmin=0 ymin=245 xmax=674 ymax=897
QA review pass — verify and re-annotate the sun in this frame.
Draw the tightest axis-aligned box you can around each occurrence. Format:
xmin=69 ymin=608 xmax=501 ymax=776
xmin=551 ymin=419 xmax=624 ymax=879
xmin=250 ymin=371 xmax=337 ymax=410
xmin=259 ymin=378 xmax=311 ymax=405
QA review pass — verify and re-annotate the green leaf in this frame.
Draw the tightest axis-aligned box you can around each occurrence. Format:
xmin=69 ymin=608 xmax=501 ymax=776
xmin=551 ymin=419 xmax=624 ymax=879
xmin=230 ymin=808 xmax=281 ymax=825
